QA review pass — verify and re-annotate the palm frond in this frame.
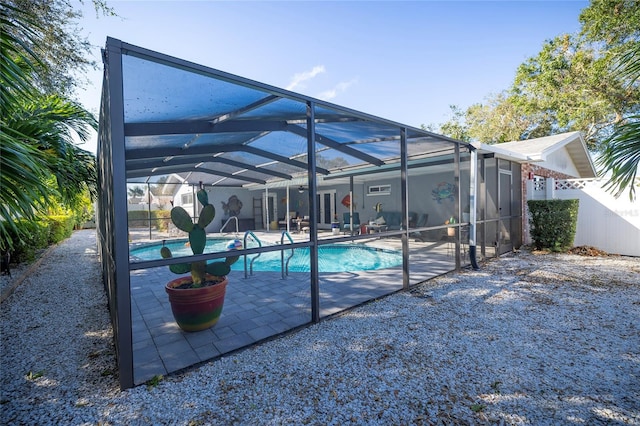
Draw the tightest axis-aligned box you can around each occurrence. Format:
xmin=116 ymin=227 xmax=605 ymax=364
xmin=598 ymin=117 xmax=640 ymax=201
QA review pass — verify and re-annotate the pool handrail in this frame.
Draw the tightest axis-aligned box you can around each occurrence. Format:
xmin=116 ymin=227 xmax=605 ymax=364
xmin=220 ymin=216 xmax=239 ymax=235
xmin=280 ymin=231 xmax=295 ymax=279
xmin=243 ymin=231 xmax=262 ymax=278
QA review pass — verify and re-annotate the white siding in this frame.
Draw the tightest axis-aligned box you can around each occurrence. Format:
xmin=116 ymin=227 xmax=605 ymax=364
xmin=544 ymin=148 xmax=580 ymax=177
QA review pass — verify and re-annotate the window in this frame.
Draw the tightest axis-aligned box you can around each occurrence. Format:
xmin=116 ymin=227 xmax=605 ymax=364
xmin=498 ymin=159 xmax=511 ymax=170
xmin=181 ymin=193 xmax=193 ymax=205
xmin=367 ymin=185 xmax=391 ymax=196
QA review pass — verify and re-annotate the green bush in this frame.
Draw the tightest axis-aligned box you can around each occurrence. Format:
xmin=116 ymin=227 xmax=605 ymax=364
xmin=128 ymin=210 xmax=151 ymax=228
xmin=72 ymin=204 xmax=95 ymax=230
xmin=128 ymin=210 xmax=171 ymax=230
xmin=46 ymin=215 xmax=75 ymax=244
xmin=527 ymin=199 xmax=579 ymax=252
xmin=154 ymin=210 xmax=171 ymax=231
xmin=1 ymin=219 xmax=50 ymax=263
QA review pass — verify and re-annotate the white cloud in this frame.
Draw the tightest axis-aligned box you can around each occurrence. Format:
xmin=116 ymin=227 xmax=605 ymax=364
xmin=286 ymin=65 xmax=326 ymax=91
xmin=317 ymin=78 xmax=358 ymax=101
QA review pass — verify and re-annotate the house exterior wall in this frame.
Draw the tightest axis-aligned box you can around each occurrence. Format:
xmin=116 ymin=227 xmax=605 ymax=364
xmin=543 ymin=148 xmax=580 ymax=177
xmin=173 ymin=185 xmax=195 ymax=209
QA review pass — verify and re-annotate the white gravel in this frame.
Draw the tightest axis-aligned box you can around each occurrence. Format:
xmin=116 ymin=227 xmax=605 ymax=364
xmin=1 ymin=229 xmax=639 ymax=425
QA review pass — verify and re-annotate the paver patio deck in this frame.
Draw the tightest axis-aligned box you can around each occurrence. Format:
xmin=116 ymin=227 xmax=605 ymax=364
xmin=129 ymin=231 xmax=470 ymax=384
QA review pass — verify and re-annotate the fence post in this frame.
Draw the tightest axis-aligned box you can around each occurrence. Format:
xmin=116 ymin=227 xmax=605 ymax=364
xmin=546 ymin=177 xmax=555 ymax=199
xmin=525 ymin=179 xmax=534 ymax=201
xmin=524 ymin=180 xmax=534 ymax=244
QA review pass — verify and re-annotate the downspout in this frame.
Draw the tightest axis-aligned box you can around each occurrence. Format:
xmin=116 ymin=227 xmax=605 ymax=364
xmin=469 ymin=147 xmax=480 ymax=270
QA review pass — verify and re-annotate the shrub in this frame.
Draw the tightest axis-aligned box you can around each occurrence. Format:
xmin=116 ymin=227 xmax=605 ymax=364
xmin=1 ymin=220 xmax=50 ymax=263
xmin=46 ymin=215 xmax=75 ymax=244
xmin=154 ymin=210 xmax=172 ymax=232
xmin=72 ymin=203 xmax=95 ymax=229
xmin=128 ymin=210 xmax=172 ymax=230
xmin=527 ymin=199 xmax=579 ymax=252
xmin=127 ymin=210 xmax=151 ymax=228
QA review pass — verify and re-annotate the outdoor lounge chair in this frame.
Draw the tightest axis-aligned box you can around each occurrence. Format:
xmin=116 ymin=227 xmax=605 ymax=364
xmin=342 ymin=212 xmax=360 ymax=234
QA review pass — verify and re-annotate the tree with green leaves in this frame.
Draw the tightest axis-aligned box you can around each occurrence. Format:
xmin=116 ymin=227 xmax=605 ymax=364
xmin=508 ymin=0 xmax=640 ymax=150
xmin=3 ymin=0 xmax=114 ymax=98
xmin=431 ymin=105 xmax=472 ymax=143
xmin=0 ymin=2 xmax=105 ymax=250
xmin=431 ymin=0 xmax=639 ymax=151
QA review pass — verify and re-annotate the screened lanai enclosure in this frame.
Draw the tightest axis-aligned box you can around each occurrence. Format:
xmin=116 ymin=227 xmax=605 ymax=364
xmin=98 ymin=38 xmax=522 ymax=389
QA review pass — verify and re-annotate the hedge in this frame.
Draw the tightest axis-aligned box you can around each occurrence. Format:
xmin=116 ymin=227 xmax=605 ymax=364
xmin=1 ymin=219 xmax=50 ymax=263
xmin=154 ymin=210 xmax=171 ymax=231
xmin=128 ymin=210 xmax=172 ymax=230
xmin=47 ymin=215 xmax=75 ymax=244
xmin=527 ymin=199 xmax=579 ymax=252
xmin=1 ymin=215 xmax=75 ymax=263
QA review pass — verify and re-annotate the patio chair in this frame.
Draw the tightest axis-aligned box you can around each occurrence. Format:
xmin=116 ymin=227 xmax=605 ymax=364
xmin=298 ymin=216 xmax=310 ymax=233
xmin=278 ymin=211 xmax=298 ymax=230
xmin=342 ymin=212 xmax=360 ymax=234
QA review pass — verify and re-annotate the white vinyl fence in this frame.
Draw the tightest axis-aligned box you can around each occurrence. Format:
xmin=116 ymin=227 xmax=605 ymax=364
xmin=526 ymin=178 xmax=640 ymax=257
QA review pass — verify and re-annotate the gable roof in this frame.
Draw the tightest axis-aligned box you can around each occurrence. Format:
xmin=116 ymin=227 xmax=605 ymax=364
xmin=475 ymin=131 xmax=597 ymax=178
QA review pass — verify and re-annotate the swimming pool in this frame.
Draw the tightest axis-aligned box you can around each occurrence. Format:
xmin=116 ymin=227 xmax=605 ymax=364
xmin=129 ymin=238 xmax=402 ymax=273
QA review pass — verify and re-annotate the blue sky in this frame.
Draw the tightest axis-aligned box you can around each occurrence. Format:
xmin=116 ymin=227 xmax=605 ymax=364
xmin=74 ymin=0 xmax=589 ymax=153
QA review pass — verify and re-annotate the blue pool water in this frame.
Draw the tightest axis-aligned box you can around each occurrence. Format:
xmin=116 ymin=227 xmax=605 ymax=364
xmin=129 ymin=238 xmax=402 ymax=273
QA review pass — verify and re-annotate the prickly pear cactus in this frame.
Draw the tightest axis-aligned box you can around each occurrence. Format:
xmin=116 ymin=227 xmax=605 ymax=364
xmin=161 ymin=187 xmax=240 ymax=287
xmin=170 ymin=207 xmax=193 ymax=232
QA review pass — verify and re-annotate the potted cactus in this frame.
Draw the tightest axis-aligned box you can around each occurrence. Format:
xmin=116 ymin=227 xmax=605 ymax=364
xmin=160 ymin=185 xmax=240 ymax=332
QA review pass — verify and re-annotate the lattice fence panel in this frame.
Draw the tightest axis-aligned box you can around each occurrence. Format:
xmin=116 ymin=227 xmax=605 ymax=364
xmin=555 ymin=179 xmax=588 ymax=190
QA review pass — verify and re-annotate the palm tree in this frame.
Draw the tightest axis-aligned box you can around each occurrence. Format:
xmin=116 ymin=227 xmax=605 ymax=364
xmin=0 ymin=2 xmax=97 ymax=250
xmin=5 ymin=94 xmax=97 ymax=202
xmin=598 ymin=44 xmax=640 ymax=201
xmin=128 ymin=186 xmax=145 ymax=197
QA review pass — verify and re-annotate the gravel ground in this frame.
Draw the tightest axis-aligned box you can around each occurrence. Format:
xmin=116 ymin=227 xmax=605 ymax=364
xmin=1 ymin=229 xmax=639 ymax=425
